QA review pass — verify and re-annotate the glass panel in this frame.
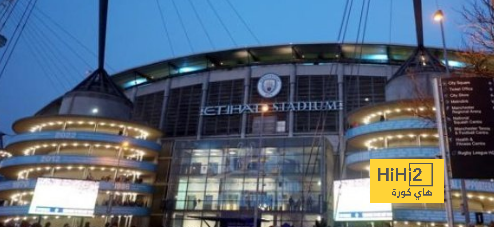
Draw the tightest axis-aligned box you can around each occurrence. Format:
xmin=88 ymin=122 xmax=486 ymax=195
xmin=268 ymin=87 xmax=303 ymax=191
xmin=167 ymin=138 xmax=328 ymax=225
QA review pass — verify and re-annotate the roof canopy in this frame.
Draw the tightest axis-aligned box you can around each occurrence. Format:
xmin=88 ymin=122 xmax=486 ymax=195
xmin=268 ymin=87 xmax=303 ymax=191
xmin=111 ymin=43 xmax=466 ymax=90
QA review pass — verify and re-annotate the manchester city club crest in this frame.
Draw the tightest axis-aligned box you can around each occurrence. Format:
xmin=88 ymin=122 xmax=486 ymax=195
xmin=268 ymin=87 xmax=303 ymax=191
xmin=257 ymin=73 xmax=282 ymax=98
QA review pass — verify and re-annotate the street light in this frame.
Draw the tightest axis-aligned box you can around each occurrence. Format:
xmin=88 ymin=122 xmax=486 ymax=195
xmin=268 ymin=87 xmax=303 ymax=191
xmin=261 ymin=104 xmax=269 ymax=113
xmin=433 ymin=9 xmax=450 ymax=76
xmin=253 ymin=105 xmax=269 ymax=227
xmin=433 ymin=9 xmax=443 ymax=22
xmin=433 ymin=9 xmax=456 ymax=227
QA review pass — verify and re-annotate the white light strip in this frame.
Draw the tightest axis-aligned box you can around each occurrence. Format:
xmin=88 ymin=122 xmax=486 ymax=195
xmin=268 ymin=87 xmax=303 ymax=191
xmin=22 ymin=142 xmax=145 ymax=156
xmin=360 ymin=106 xmax=435 ymax=124
xmin=364 ymin=133 xmax=438 ymax=150
xmin=28 ymin=120 xmax=150 ymax=138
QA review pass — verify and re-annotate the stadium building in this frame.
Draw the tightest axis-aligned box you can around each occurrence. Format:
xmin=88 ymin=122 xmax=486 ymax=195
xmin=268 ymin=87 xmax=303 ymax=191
xmin=105 ymin=42 xmax=492 ymax=227
xmin=1 ymin=41 xmax=494 ymax=227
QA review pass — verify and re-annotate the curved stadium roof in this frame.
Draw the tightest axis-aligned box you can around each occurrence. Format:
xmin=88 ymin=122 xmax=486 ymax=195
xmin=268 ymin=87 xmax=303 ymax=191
xmin=111 ymin=43 xmax=466 ymax=89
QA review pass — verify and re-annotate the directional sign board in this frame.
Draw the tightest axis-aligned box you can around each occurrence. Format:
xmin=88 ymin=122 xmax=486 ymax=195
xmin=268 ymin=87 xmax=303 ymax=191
xmin=439 ymin=77 xmax=494 ymax=179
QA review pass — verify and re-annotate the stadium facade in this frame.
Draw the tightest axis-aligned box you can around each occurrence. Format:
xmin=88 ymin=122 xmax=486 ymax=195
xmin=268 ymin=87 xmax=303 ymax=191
xmin=1 ymin=43 xmax=494 ymax=227
xmin=0 ymin=71 xmax=163 ymax=227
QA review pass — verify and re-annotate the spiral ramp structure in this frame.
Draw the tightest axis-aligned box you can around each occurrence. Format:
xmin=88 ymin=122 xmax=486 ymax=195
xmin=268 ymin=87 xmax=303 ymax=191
xmin=0 ymin=69 xmax=162 ymax=227
xmin=345 ymin=99 xmax=494 ymax=227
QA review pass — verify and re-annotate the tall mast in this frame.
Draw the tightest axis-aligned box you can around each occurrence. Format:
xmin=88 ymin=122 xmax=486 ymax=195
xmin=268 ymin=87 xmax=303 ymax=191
xmin=98 ymin=0 xmax=109 ymax=71
xmin=413 ymin=0 xmax=424 ymax=47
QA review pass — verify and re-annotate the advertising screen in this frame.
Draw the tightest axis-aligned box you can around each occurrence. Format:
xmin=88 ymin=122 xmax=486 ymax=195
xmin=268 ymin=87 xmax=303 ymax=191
xmin=28 ymin=178 xmax=99 ymax=217
xmin=334 ymin=178 xmax=392 ymax=221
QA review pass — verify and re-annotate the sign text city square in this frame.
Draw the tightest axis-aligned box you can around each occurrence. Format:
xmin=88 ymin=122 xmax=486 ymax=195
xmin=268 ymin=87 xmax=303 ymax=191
xmin=200 ymin=101 xmax=343 ymax=116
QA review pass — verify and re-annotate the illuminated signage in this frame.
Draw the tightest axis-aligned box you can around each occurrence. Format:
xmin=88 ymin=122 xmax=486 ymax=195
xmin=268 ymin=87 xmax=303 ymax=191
xmin=370 ymin=159 xmax=444 ymax=203
xmin=334 ymin=179 xmax=392 ymax=221
xmin=200 ymin=101 xmax=343 ymax=116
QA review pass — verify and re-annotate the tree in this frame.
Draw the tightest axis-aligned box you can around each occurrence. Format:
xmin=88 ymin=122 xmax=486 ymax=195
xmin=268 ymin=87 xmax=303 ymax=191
xmin=459 ymin=0 xmax=494 ymax=77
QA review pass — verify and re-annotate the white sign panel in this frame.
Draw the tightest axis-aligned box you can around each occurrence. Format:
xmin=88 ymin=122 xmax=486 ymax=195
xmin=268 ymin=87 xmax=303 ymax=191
xmin=29 ymin=178 xmax=99 ymax=217
xmin=334 ymin=179 xmax=392 ymax=221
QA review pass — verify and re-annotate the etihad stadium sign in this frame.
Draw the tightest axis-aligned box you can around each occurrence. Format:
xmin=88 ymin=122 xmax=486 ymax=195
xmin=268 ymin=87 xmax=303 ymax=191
xmin=200 ymin=101 xmax=343 ymax=116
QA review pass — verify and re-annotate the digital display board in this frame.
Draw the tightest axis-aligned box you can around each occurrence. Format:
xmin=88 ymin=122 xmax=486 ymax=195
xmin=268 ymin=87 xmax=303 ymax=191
xmin=334 ymin=178 xmax=392 ymax=221
xmin=29 ymin=178 xmax=99 ymax=217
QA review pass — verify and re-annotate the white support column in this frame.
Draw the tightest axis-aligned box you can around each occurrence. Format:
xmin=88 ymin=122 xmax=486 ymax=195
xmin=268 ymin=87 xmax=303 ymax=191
xmin=338 ymin=64 xmax=346 ymax=175
xmin=159 ymin=80 xmax=171 ymax=131
xmin=288 ymin=64 xmax=296 ymax=137
xmin=196 ymin=72 xmax=210 ymax=140
xmin=241 ymin=67 xmax=252 ymax=138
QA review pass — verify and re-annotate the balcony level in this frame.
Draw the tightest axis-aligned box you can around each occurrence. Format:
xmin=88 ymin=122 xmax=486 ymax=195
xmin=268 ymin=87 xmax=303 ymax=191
xmin=13 ymin=115 xmax=162 ymax=140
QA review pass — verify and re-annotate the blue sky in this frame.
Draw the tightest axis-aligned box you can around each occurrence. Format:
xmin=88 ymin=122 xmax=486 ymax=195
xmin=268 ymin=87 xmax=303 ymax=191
xmin=0 ymin=0 xmax=468 ymax=133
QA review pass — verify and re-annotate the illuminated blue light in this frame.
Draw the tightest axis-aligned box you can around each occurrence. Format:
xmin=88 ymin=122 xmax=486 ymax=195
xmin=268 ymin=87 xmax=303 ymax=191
xmin=441 ymin=60 xmax=466 ymax=68
xmin=179 ymin=66 xmax=201 ymax=73
xmin=365 ymin=54 xmax=388 ymax=61
xmin=123 ymin=78 xmax=147 ymax=88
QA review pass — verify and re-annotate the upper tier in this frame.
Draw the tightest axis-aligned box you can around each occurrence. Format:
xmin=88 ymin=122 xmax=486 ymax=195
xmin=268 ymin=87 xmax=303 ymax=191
xmin=12 ymin=115 xmax=162 ymax=140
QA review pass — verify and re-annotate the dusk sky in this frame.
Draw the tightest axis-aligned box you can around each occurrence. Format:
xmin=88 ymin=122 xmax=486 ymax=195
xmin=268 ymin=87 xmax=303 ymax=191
xmin=0 ymin=0 xmax=468 ymax=134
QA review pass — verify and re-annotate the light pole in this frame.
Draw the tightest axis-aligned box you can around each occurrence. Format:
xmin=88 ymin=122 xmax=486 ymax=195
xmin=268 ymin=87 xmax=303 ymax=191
xmin=433 ymin=10 xmax=450 ymax=76
xmin=432 ymin=80 xmax=455 ymax=227
xmin=253 ymin=104 xmax=269 ymax=227
xmin=433 ymin=9 xmax=463 ymax=227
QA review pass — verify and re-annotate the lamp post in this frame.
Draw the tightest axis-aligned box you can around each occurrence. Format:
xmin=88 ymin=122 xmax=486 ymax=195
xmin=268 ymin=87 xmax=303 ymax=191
xmin=433 ymin=10 xmax=450 ymax=76
xmin=253 ymin=104 xmax=269 ymax=227
xmin=433 ymin=9 xmax=462 ymax=227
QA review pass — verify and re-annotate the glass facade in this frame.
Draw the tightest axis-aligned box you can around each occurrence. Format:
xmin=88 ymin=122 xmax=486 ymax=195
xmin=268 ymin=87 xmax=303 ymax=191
xmin=165 ymin=137 xmax=333 ymax=227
